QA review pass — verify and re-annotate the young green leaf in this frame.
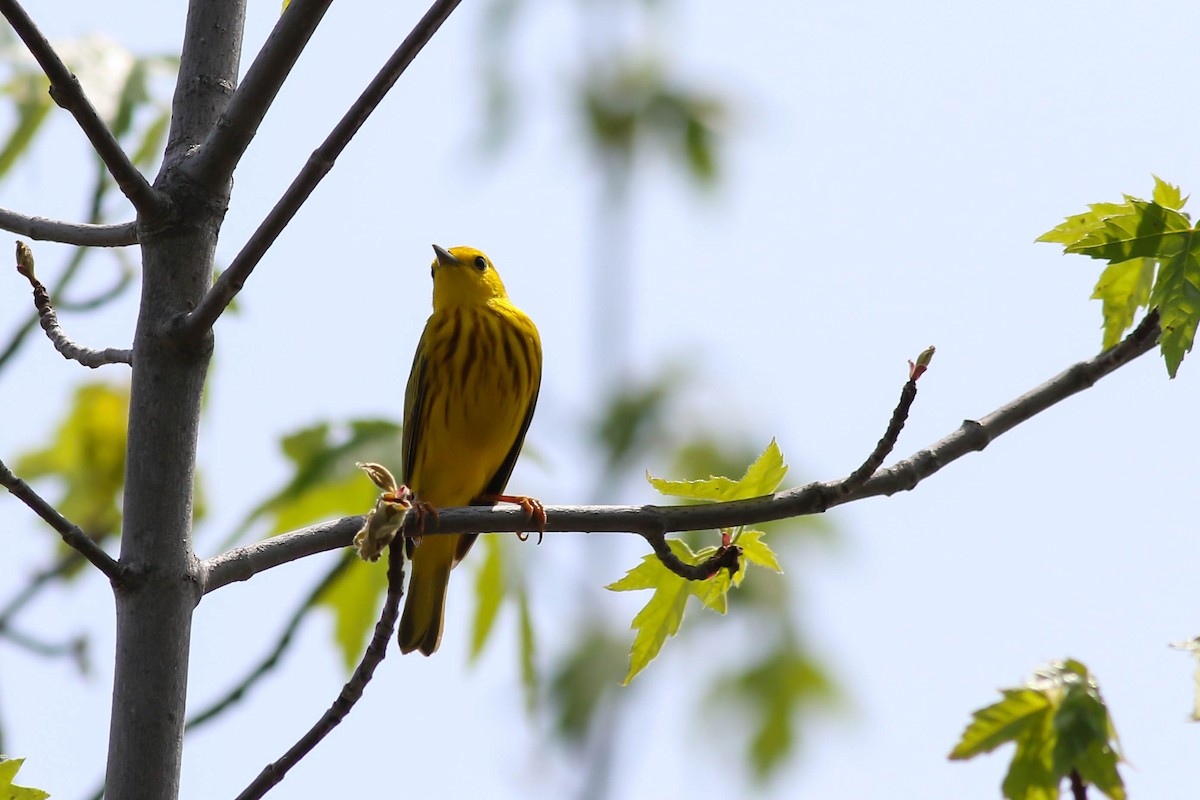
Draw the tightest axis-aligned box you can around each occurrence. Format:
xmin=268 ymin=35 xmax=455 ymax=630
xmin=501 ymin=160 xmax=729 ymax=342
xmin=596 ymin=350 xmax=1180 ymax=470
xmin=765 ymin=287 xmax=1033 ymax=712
xmin=1152 ymin=174 xmax=1187 ymax=211
xmin=0 ymin=757 xmax=50 ymax=800
xmin=607 ymin=538 xmax=733 ymax=684
xmin=738 ymin=530 xmax=783 ymax=574
xmin=1037 ymin=201 xmax=1130 ymax=246
xmin=1041 ymin=180 xmax=1200 ymax=377
xmin=1091 ymin=259 xmax=1155 ymax=350
xmin=950 ymin=688 xmax=1051 ymax=759
xmin=950 ymin=659 xmax=1125 ymax=800
xmin=648 ymin=438 xmax=787 ymax=501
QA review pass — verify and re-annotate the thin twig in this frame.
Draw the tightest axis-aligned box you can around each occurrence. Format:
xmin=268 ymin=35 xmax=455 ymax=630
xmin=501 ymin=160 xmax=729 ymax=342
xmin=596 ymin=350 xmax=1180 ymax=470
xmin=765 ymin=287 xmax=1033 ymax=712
xmin=641 ymin=530 xmax=741 ymax=581
xmin=0 ymin=0 xmax=164 ymax=216
xmin=843 ymin=346 xmax=934 ymax=491
xmin=0 ymin=161 xmax=124 ymax=373
xmin=0 ymin=208 xmax=137 ymax=247
xmin=0 ymin=457 xmax=122 ymax=583
xmin=179 ymin=0 xmax=464 ymax=339
xmin=202 ymin=313 xmax=1160 ymax=593
xmin=186 ymin=0 xmax=336 ymax=190
xmin=234 ymin=545 xmax=405 ymax=800
xmin=186 ymin=555 xmax=351 ymax=732
xmin=15 ymin=242 xmax=132 ymax=367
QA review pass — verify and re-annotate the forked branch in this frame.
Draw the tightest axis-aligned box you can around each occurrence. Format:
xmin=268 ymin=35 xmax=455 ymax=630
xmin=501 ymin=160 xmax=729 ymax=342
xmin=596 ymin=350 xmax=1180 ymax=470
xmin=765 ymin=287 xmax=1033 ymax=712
xmin=185 ymin=0 xmax=336 ymax=190
xmin=201 ymin=315 xmax=1159 ymax=593
xmin=0 ymin=0 xmax=164 ymax=216
xmin=179 ymin=0 xmax=464 ymax=339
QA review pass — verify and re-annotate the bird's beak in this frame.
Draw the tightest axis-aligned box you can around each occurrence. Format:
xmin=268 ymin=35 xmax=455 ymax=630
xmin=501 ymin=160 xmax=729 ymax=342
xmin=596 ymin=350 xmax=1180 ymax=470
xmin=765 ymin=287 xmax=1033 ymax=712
xmin=432 ymin=244 xmax=462 ymax=267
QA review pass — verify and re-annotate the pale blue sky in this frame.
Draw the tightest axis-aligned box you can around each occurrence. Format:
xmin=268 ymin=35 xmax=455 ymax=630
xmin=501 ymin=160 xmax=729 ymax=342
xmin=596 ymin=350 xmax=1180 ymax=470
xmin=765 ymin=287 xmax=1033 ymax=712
xmin=3 ymin=1 xmax=1200 ymax=798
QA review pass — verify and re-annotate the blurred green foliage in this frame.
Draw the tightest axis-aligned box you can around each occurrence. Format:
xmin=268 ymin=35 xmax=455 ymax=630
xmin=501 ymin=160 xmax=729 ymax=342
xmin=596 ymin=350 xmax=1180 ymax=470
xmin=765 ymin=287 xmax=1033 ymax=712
xmin=951 ymin=659 xmax=1125 ymax=800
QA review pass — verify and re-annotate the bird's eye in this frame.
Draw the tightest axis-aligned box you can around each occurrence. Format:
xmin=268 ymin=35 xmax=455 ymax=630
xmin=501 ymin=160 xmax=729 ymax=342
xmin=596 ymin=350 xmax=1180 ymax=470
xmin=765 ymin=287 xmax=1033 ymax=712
xmin=430 ymin=265 xmax=436 ymax=280
xmin=473 ymin=256 xmax=488 ymax=272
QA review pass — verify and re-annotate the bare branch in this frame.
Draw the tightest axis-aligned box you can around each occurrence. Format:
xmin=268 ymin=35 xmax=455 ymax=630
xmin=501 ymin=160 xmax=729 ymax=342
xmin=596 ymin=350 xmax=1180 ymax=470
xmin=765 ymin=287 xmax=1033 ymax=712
xmin=187 ymin=556 xmax=350 ymax=732
xmin=641 ymin=530 xmax=741 ymax=581
xmin=0 ymin=456 xmax=123 ymax=583
xmin=15 ymin=242 xmax=132 ymax=367
xmin=201 ymin=313 xmax=1160 ymax=592
xmin=0 ymin=0 xmax=165 ymax=216
xmin=185 ymin=0 xmax=336 ymax=190
xmin=202 ymin=517 xmax=359 ymax=593
xmin=179 ymin=0 xmax=464 ymax=339
xmin=843 ymin=345 xmax=933 ymax=491
xmin=234 ymin=546 xmax=404 ymax=800
xmin=0 ymin=207 xmax=137 ymax=247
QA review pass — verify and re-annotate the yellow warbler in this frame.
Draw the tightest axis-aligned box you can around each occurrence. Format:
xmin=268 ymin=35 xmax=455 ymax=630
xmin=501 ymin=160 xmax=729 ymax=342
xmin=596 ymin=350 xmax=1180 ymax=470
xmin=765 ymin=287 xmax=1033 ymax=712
xmin=397 ymin=245 xmax=543 ymax=656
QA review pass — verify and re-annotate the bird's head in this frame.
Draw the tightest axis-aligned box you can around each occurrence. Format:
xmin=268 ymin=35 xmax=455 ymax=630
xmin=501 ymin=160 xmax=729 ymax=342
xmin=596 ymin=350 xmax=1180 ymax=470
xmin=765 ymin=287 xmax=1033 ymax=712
xmin=430 ymin=245 xmax=509 ymax=309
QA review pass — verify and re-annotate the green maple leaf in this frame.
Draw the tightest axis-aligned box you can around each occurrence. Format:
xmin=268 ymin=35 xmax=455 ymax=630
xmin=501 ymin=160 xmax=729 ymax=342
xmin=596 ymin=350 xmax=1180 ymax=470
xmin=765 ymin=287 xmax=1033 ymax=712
xmin=950 ymin=659 xmax=1125 ymax=800
xmin=647 ymin=437 xmax=787 ymax=501
xmin=1039 ymin=177 xmax=1200 ymax=377
xmin=607 ymin=538 xmax=714 ymax=684
xmin=610 ymin=441 xmax=790 ymax=683
xmin=0 ymin=758 xmax=50 ymax=800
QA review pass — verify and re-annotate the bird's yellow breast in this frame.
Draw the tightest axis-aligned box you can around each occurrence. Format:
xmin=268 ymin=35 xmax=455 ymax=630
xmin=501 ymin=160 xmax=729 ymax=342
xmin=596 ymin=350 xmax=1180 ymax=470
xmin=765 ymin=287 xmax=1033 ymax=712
xmin=406 ymin=300 xmax=540 ymax=508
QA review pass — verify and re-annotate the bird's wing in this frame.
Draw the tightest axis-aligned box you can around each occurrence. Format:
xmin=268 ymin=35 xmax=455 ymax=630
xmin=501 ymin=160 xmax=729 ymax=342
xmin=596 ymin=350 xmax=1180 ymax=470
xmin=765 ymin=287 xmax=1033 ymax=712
xmin=401 ymin=325 xmax=431 ymax=488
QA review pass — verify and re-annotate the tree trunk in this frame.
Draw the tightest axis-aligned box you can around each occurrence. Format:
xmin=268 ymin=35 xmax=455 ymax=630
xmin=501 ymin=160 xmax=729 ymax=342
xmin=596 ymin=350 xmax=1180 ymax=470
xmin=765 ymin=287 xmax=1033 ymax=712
xmin=103 ymin=1 xmax=245 ymax=797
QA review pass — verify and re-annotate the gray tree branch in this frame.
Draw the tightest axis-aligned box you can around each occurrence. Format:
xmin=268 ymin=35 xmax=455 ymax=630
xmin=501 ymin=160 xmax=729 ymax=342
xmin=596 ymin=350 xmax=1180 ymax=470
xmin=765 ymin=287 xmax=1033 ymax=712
xmin=179 ymin=0 xmax=464 ymax=339
xmin=0 ymin=0 xmax=164 ymax=216
xmin=0 ymin=457 xmax=122 ymax=582
xmin=184 ymin=0 xmax=336 ymax=191
xmin=234 ymin=545 xmax=405 ymax=800
xmin=0 ymin=208 xmax=138 ymax=246
xmin=15 ymin=242 xmax=132 ymax=368
xmin=201 ymin=311 xmax=1160 ymax=595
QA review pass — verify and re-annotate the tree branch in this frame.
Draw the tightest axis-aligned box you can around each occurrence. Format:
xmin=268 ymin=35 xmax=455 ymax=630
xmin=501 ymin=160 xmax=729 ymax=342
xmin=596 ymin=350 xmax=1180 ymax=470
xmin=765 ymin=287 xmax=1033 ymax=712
xmin=0 ymin=0 xmax=165 ymax=217
xmin=234 ymin=545 xmax=404 ymax=800
xmin=0 ymin=457 xmax=122 ymax=583
xmin=201 ymin=313 xmax=1160 ymax=592
xmin=0 ymin=208 xmax=137 ymax=247
xmin=178 ymin=0 xmax=464 ymax=339
xmin=15 ymin=242 xmax=132 ymax=368
xmin=185 ymin=0 xmax=336 ymax=190
xmin=187 ymin=555 xmax=350 ymax=732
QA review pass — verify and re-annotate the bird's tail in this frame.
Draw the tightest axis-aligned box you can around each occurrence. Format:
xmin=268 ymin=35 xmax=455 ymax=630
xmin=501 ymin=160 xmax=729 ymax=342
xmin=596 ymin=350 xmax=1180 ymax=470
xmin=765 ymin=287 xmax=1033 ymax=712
xmin=398 ymin=535 xmax=456 ymax=656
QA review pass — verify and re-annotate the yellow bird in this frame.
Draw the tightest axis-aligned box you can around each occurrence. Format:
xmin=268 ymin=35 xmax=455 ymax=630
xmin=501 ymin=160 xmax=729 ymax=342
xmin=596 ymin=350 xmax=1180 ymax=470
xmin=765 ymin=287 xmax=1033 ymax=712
xmin=397 ymin=245 xmax=543 ymax=655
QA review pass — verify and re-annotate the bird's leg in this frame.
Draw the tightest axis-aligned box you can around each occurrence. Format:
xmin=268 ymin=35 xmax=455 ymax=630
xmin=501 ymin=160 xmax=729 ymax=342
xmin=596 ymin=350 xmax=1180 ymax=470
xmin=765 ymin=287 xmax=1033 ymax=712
xmin=403 ymin=492 xmax=440 ymax=547
xmin=477 ymin=494 xmax=546 ymax=544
